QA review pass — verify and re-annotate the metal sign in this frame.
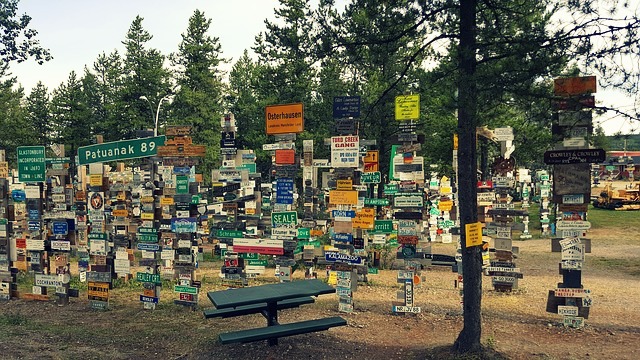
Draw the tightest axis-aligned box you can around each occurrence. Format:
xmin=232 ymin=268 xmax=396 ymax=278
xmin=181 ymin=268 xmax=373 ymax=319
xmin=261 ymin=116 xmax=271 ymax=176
xmin=333 ymin=96 xmax=361 ymax=118
xmin=265 ymin=103 xmax=304 ymax=134
xmin=77 ymin=136 xmax=165 ymax=165
xmin=361 ymin=171 xmax=381 ymax=184
xmin=325 ymin=252 xmax=363 ymax=265
xmin=17 ymin=146 xmax=46 ymax=182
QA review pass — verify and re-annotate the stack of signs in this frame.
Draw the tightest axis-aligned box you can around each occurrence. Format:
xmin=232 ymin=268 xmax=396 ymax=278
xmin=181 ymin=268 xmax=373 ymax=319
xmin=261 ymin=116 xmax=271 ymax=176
xmin=136 ymin=270 xmax=161 ymax=308
xmin=136 ymin=226 xmax=160 ymax=309
xmin=435 ymin=176 xmax=453 ymax=244
xmin=392 ymin=270 xmax=421 ymax=314
xmin=518 ymin=168 xmax=532 ymax=209
xmin=543 ymin=76 xmax=600 ymax=328
xmin=336 ymin=269 xmax=355 ymax=313
xmin=0 ymin=179 xmax=13 ymax=300
xmin=220 ymin=250 xmax=246 ymax=287
xmin=86 ymin=257 xmax=111 ymax=310
xmin=325 ymin=252 xmax=360 ymax=313
xmin=0 ymin=178 xmax=14 ymax=299
xmin=486 ymin=208 xmax=527 ymax=291
xmin=537 ymin=171 xmax=552 ymax=236
xmin=49 ymin=219 xmax=73 ymax=305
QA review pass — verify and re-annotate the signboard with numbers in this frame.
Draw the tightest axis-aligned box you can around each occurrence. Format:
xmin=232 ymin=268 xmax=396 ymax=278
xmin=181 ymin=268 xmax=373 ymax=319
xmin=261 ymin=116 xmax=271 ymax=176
xmin=77 ymin=136 xmax=165 ymax=165
xmin=17 ymin=146 xmax=46 ymax=182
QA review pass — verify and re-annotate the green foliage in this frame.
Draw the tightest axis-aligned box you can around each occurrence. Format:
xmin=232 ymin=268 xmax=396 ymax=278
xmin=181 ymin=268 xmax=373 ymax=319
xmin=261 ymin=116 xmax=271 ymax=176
xmin=25 ymin=82 xmax=52 ymax=147
xmin=0 ymin=0 xmax=51 ymax=72
xmin=50 ymin=71 xmax=93 ymax=153
xmin=120 ymin=16 xmax=171 ymax=139
xmin=0 ymin=77 xmax=29 ymax=165
xmin=170 ymin=10 xmax=226 ymax=180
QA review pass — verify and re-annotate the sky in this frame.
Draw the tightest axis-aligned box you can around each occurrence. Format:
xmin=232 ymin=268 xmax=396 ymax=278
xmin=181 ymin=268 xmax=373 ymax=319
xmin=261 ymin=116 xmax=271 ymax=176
xmin=9 ymin=0 xmax=640 ymax=137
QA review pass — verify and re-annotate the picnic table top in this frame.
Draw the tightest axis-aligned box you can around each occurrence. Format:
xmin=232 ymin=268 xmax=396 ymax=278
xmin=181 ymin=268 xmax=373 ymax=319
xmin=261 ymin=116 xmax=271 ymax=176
xmin=208 ymin=279 xmax=335 ymax=309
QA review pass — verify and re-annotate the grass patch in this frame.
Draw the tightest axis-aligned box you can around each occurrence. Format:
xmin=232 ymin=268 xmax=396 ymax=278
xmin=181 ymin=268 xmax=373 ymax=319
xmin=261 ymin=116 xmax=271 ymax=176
xmin=590 ymin=257 xmax=640 ymax=276
xmin=588 ymin=206 xmax=639 ymax=231
xmin=0 ymin=313 xmax=30 ymax=326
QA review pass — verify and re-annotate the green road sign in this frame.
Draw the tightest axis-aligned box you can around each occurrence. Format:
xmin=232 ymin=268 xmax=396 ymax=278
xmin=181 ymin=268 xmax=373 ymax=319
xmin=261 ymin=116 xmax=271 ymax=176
xmin=384 ymin=184 xmax=398 ymax=195
xmin=136 ymin=272 xmax=161 ymax=284
xmin=373 ymin=220 xmax=394 ymax=234
xmin=138 ymin=227 xmax=157 ymax=234
xmin=176 ymin=176 xmax=189 ymax=194
xmin=239 ymin=252 xmax=259 ymax=260
xmin=247 ymin=259 xmax=268 ymax=266
xmin=217 ymin=229 xmax=243 ymax=238
xmin=365 ymin=198 xmax=390 ymax=206
xmin=271 ymin=211 xmax=297 ymax=227
xmin=174 ymin=285 xmax=198 ymax=294
xmin=297 ymin=228 xmax=310 ymax=239
xmin=236 ymin=164 xmax=257 ymax=173
xmin=361 ymin=171 xmax=381 ymax=184
xmin=77 ymin=136 xmax=165 ymax=165
xmin=17 ymin=146 xmax=46 ymax=182
xmin=137 ymin=234 xmax=158 ymax=243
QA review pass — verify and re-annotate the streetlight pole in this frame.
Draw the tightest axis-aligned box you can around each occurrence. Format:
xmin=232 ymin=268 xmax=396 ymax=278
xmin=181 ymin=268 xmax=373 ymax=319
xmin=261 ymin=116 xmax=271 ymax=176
xmin=139 ymin=95 xmax=171 ymax=136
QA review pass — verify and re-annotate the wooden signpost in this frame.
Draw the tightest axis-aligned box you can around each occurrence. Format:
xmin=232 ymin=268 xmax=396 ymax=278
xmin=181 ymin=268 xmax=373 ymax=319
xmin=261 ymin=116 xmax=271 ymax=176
xmin=546 ymin=76 xmax=596 ymax=328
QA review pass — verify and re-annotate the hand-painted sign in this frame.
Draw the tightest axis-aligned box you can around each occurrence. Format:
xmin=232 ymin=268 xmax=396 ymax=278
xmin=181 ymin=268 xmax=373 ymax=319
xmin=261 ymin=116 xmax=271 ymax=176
xmin=395 ymin=94 xmax=420 ymax=120
xmin=543 ymin=149 xmax=605 ymax=165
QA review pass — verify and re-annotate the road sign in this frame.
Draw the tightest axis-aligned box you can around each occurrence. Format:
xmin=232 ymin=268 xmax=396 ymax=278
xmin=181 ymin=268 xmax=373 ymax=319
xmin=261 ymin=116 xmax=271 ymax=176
xmin=361 ymin=171 xmax=381 ymax=184
xmin=271 ymin=211 xmax=297 ymax=228
xmin=325 ymin=252 xmax=363 ymax=265
xmin=136 ymin=272 xmax=161 ymax=284
xmin=17 ymin=146 xmax=46 ymax=182
xmin=174 ymin=285 xmax=198 ymax=294
xmin=265 ymin=103 xmax=304 ymax=134
xmin=77 ymin=136 xmax=165 ymax=165
xmin=365 ymin=198 xmax=389 ymax=206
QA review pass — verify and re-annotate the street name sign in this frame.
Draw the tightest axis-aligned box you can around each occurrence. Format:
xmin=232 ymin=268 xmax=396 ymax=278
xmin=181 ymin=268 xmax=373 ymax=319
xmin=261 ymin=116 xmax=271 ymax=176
xmin=78 ymin=136 xmax=166 ymax=165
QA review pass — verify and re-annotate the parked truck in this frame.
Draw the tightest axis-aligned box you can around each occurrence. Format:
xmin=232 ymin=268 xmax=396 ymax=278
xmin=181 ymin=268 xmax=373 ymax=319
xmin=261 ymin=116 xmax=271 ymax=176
xmin=592 ymin=183 xmax=640 ymax=210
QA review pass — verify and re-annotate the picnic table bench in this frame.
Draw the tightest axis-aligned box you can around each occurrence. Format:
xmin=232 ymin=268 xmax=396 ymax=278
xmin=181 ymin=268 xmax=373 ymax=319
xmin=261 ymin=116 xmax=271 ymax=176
xmin=205 ymin=279 xmax=346 ymax=346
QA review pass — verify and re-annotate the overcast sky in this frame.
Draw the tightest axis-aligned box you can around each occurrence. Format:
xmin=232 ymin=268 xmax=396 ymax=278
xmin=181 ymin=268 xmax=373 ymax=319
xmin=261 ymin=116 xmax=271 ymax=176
xmin=9 ymin=0 xmax=639 ymax=136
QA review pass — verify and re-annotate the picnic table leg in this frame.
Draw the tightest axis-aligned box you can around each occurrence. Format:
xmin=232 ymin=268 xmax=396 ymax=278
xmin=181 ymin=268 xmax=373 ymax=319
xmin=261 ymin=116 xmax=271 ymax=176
xmin=266 ymin=301 xmax=278 ymax=346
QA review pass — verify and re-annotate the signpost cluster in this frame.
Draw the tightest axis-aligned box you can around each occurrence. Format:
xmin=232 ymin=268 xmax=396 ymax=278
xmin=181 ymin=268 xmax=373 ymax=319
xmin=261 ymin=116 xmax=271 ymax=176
xmin=545 ymin=76 xmax=599 ymax=328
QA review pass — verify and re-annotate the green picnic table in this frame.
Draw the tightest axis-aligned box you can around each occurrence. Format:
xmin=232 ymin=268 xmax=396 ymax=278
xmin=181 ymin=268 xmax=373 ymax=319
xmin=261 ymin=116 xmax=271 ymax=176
xmin=205 ymin=279 xmax=346 ymax=346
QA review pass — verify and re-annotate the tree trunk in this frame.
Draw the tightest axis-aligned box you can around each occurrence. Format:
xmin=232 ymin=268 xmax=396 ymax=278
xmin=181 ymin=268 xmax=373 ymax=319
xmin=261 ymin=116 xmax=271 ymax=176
xmin=453 ymin=0 xmax=483 ymax=354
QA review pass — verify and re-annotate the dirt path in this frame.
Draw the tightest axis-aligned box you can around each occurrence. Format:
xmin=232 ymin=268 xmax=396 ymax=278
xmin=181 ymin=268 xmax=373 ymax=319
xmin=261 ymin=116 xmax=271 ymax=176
xmin=1 ymin=213 xmax=639 ymax=359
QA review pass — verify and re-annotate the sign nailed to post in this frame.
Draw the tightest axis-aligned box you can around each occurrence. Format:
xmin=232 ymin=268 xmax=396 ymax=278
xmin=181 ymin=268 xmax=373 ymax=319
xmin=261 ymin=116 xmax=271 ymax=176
xmin=77 ymin=136 xmax=166 ymax=165
xmin=543 ymin=149 xmax=605 ymax=165
xmin=395 ymin=94 xmax=420 ymax=121
xmin=265 ymin=103 xmax=304 ymax=134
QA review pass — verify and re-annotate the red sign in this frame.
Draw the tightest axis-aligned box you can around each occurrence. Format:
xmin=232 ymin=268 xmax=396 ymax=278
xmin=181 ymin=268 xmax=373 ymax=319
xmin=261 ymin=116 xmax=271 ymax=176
xmin=16 ymin=238 xmax=26 ymax=249
xmin=397 ymin=235 xmax=419 ymax=245
xmin=233 ymin=245 xmax=284 ymax=255
xmin=275 ymin=149 xmax=296 ymax=165
xmin=179 ymin=293 xmax=194 ymax=301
